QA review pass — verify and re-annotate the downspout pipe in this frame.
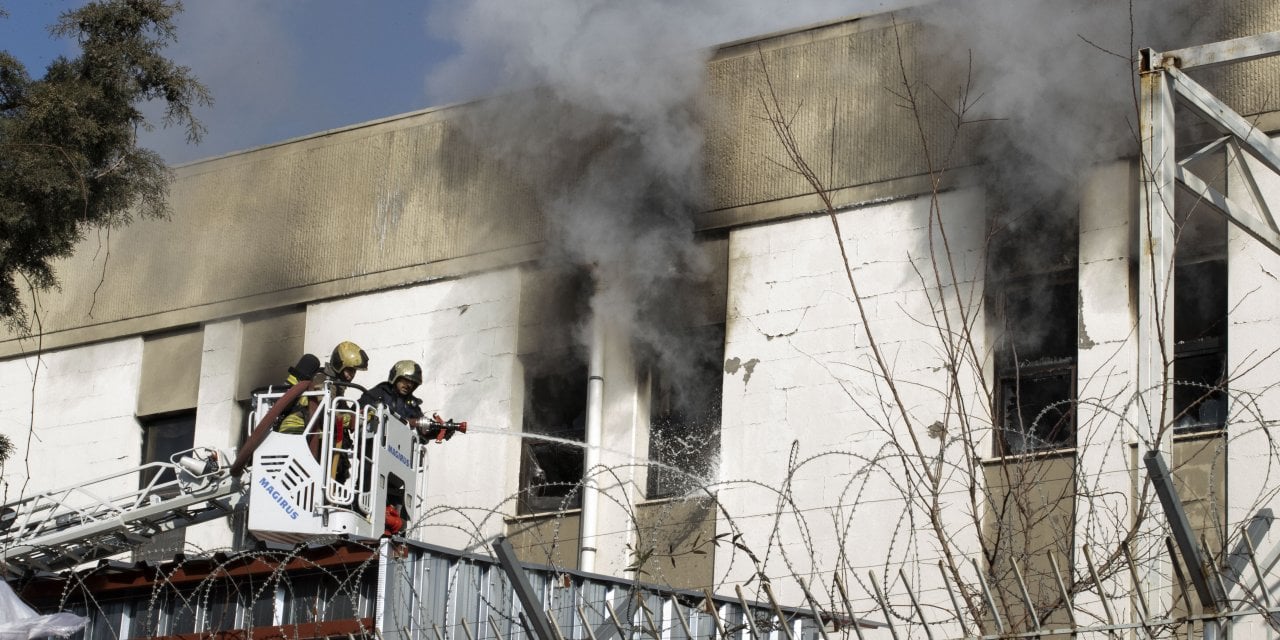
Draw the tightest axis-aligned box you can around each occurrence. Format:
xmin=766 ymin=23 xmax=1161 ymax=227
xmin=579 ymin=309 xmax=605 ymax=573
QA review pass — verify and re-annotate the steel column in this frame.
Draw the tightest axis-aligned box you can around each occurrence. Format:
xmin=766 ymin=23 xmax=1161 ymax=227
xmin=1137 ymin=48 xmax=1178 ymax=622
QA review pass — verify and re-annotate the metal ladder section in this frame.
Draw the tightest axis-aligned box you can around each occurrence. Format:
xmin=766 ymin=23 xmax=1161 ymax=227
xmin=0 ymin=447 xmax=244 ymax=576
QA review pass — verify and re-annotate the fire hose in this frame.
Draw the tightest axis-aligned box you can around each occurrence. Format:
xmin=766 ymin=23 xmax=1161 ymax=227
xmin=229 ymin=380 xmax=312 ymax=476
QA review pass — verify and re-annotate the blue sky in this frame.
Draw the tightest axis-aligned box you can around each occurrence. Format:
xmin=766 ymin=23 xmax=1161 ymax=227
xmin=0 ymin=1 xmax=896 ymax=165
xmin=1 ymin=1 xmax=461 ymax=164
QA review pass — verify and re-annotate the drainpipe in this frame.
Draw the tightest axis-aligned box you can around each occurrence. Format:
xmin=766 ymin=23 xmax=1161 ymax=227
xmin=579 ymin=309 xmax=605 ymax=573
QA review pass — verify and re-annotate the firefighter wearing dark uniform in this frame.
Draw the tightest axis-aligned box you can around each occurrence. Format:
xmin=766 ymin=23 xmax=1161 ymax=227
xmin=358 ymin=360 xmax=425 ymax=424
xmin=359 ymin=360 xmax=425 ymax=537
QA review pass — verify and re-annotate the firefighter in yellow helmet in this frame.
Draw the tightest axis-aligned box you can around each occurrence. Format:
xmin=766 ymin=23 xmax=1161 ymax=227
xmin=326 ymin=340 xmax=370 ymax=383
xmin=278 ymin=341 xmax=369 ymax=434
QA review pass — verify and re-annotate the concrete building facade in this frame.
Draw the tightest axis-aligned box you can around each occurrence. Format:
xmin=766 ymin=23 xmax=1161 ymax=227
xmin=4 ymin=3 xmax=1280 ymax=637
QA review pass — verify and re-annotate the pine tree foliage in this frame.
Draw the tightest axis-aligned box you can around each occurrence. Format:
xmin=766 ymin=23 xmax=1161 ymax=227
xmin=0 ymin=0 xmax=209 ymax=327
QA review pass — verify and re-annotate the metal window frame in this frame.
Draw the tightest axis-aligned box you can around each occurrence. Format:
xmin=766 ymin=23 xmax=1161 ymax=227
xmin=995 ymin=362 xmax=1079 ymax=456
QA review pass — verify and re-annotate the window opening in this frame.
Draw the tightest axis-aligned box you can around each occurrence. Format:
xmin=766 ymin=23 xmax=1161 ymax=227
xmin=134 ymin=410 xmax=196 ymax=563
xmin=250 ymin=580 xmax=276 ymax=627
xmin=138 ymin=411 xmax=197 ymax=491
xmin=129 ymin=591 xmax=166 ymax=638
xmin=205 ymin=581 xmax=240 ymax=633
xmin=168 ymin=589 xmax=198 ymax=636
xmin=989 ymin=200 xmax=1079 ymax=456
xmin=646 ymin=323 xmax=724 ymax=499
xmin=282 ymin=567 xmax=372 ymax=623
xmin=87 ymin=601 xmax=126 ymax=640
xmin=985 ymin=194 xmax=1080 ymax=634
xmin=1171 ymin=146 xmax=1229 ymax=433
xmin=516 ymin=266 xmax=592 ymax=514
xmin=995 ymin=276 xmax=1078 ymax=455
xmin=518 ymin=355 xmax=588 ymax=513
xmin=1172 ymin=260 xmax=1227 ymax=433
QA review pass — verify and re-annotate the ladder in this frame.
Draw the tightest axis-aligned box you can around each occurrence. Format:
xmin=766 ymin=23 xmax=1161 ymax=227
xmin=0 ymin=447 xmax=244 ymax=576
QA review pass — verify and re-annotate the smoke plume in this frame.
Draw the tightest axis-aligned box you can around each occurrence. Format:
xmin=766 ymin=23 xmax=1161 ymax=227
xmin=424 ymin=0 xmax=1224 ymax=395
xmin=919 ymin=0 xmax=1215 ymax=223
xmin=426 ymin=0 xmax=902 ymax=398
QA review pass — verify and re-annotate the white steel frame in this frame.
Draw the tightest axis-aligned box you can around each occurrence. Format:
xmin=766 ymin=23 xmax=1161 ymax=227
xmin=1136 ymin=29 xmax=1280 ymax=639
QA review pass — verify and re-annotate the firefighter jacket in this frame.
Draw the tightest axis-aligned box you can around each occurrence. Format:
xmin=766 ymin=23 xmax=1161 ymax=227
xmin=277 ymin=363 xmax=352 ymax=434
xmin=358 ymin=381 xmax=424 ymax=423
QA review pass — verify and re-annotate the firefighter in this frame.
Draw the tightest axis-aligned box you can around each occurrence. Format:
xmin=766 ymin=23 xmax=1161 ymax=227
xmin=278 ymin=341 xmax=369 ymax=434
xmin=358 ymin=361 xmax=424 ymax=537
xmin=359 ymin=359 xmax=425 ymax=424
xmin=324 ymin=340 xmax=371 ymax=384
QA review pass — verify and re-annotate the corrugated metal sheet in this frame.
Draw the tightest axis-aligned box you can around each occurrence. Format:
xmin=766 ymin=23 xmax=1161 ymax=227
xmin=376 ymin=540 xmax=827 ymax=640
xmin=1198 ymin=0 xmax=1280 ymax=118
xmin=56 ymin=540 xmax=829 ymax=640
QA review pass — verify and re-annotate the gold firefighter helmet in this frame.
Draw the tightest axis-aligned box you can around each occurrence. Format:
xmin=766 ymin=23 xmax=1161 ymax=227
xmin=389 ymin=360 xmax=423 ymax=385
xmin=330 ymin=341 xmax=369 ymax=372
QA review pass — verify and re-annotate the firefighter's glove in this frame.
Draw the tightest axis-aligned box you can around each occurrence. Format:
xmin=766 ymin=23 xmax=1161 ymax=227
xmin=433 ymin=413 xmax=457 ymax=441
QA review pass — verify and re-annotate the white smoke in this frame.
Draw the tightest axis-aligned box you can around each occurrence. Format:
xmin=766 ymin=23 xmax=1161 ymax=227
xmin=425 ymin=0 xmax=915 ymax=390
xmin=919 ymin=0 xmax=1216 ymax=202
xmin=423 ymin=0 xmax=1225 ymax=386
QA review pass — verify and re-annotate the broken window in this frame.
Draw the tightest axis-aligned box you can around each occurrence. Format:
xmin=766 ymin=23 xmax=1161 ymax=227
xmin=641 ymin=237 xmax=727 ymax=499
xmin=983 ymin=195 xmax=1080 ymax=634
xmin=1173 ymin=259 xmax=1228 ymax=433
xmin=646 ymin=323 xmax=724 ymax=499
xmin=994 ymin=276 xmax=1078 ymax=455
xmin=515 ymin=265 xmax=592 ymax=514
xmin=1171 ymin=144 xmax=1229 ymax=434
xmin=989 ymin=200 xmax=1079 ymax=456
xmin=1172 ymin=200 xmax=1228 ymax=434
xmin=518 ymin=355 xmax=587 ymax=513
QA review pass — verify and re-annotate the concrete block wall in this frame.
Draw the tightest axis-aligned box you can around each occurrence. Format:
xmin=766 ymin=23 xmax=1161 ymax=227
xmin=717 ymin=189 xmax=989 ymax=603
xmin=0 ymin=268 xmax=526 ymax=559
xmin=1226 ymin=141 xmax=1280 ymax=640
xmin=0 ymin=329 xmax=248 ymax=558
xmin=1071 ymin=162 xmax=1141 ymax=623
xmin=0 ymin=339 xmax=144 ymax=505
